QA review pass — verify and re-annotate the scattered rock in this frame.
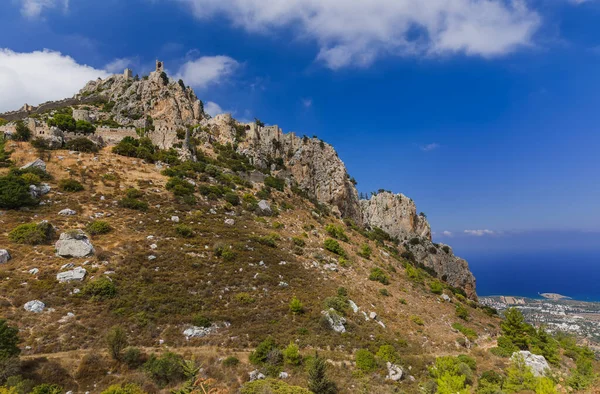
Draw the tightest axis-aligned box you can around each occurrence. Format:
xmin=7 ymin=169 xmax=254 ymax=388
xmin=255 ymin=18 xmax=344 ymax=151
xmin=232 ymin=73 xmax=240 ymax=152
xmin=56 ymin=267 xmax=87 ymax=283
xmin=24 ymin=300 xmax=45 ymax=313
xmin=150 ymin=244 xmax=158 ymax=250
xmin=369 ymin=311 xmax=377 ymax=320
xmin=58 ymin=209 xmax=77 ymax=216
xmin=183 ymin=322 xmax=230 ymax=339
xmin=512 ymin=351 xmax=550 ymax=377
xmin=224 ymin=218 xmax=235 ymax=226
xmin=29 ymin=268 xmax=39 ymax=275
xmin=55 ymin=230 xmax=95 ymax=258
xmin=321 ymin=308 xmax=346 ymax=333
xmin=279 ymin=372 xmax=289 ymax=379
xmin=257 ymin=200 xmax=272 ymax=215
xmin=348 ymin=300 xmax=359 ymax=313
xmin=148 ymin=255 xmax=157 ymax=261
xmin=21 ymin=158 xmax=46 ymax=172
xmin=171 ymin=216 xmax=180 ymax=223
xmin=441 ymin=294 xmax=451 ymax=302
xmin=249 ymin=370 xmax=266 ymax=381
xmin=386 ymin=362 xmax=403 ymax=381
xmin=0 ymin=249 xmax=11 ymax=264
xmin=29 ymin=183 xmax=51 ymax=199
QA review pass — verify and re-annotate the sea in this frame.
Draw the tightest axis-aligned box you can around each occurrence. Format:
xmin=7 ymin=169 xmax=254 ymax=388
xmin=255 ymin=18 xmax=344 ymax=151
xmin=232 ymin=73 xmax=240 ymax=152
xmin=461 ymin=249 xmax=600 ymax=302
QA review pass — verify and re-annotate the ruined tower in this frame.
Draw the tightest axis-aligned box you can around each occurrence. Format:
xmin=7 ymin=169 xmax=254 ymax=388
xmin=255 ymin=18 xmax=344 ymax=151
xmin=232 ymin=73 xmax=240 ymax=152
xmin=124 ymin=68 xmax=133 ymax=79
xmin=156 ymin=60 xmax=164 ymax=73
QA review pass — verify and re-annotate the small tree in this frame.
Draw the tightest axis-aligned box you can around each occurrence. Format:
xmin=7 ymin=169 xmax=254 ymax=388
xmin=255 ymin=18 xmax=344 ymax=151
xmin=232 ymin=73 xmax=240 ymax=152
xmin=501 ymin=308 xmax=529 ymax=350
xmin=14 ymin=121 xmax=31 ymax=141
xmin=0 ymin=319 xmax=20 ymax=360
xmin=106 ymin=326 xmax=128 ymax=361
xmin=307 ymin=353 xmax=337 ymax=394
xmin=289 ymin=296 xmax=304 ymax=315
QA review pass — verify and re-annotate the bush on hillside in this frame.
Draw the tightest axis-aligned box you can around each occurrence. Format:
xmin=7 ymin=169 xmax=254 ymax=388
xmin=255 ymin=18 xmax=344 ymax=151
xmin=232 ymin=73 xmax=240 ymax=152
xmin=48 ymin=114 xmax=76 ymax=132
xmin=81 ymin=277 xmax=117 ymax=300
xmin=143 ymin=352 xmax=185 ymax=387
xmin=0 ymin=175 xmax=38 ymax=209
xmin=9 ymin=222 xmax=54 ymax=245
xmin=369 ymin=267 xmax=390 ymax=285
xmin=58 ymin=178 xmax=84 ymax=192
xmin=325 ymin=224 xmax=349 ymax=242
xmin=14 ymin=121 xmax=32 ymax=141
xmin=355 ymin=349 xmax=378 ymax=372
xmin=323 ymin=238 xmax=347 ymax=258
xmin=75 ymin=120 xmax=96 ymax=134
xmin=86 ymin=220 xmax=112 ymax=235
xmin=119 ymin=198 xmax=148 ymax=211
xmin=65 ymin=137 xmax=98 ymax=153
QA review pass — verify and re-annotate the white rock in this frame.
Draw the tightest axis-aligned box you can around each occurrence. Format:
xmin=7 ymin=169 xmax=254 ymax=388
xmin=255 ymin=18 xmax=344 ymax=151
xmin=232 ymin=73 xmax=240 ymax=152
xmin=148 ymin=255 xmax=157 ymax=261
xmin=386 ymin=362 xmax=403 ymax=381
xmin=257 ymin=200 xmax=272 ymax=215
xmin=224 ymin=218 xmax=235 ymax=226
xmin=512 ymin=351 xmax=550 ymax=377
xmin=57 ymin=267 xmax=87 ymax=283
xmin=24 ymin=300 xmax=45 ymax=313
xmin=441 ymin=294 xmax=451 ymax=302
xmin=321 ymin=308 xmax=346 ymax=333
xmin=21 ymin=158 xmax=46 ymax=172
xmin=29 ymin=268 xmax=39 ymax=275
xmin=55 ymin=230 xmax=94 ymax=258
xmin=171 ymin=216 xmax=180 ymax=223
xmin=61 ymin=263 xmax=74 ymax=270
xmin=249 ymin=370 xmax=266 ymax=381
xmin=369 ymin=311 xmax=377 ymax=320
xmin=0 ymin=250 xmax=11 ymax=264
xmin=348 ymin=300 xmax=359 ymax=313
xmin=150 ymin=244 xmax=158 ymax=250
xmin=279 ymin=372 xmax=289 ymax=379
xmin=58 ymin=209 xmax=76 ymax=216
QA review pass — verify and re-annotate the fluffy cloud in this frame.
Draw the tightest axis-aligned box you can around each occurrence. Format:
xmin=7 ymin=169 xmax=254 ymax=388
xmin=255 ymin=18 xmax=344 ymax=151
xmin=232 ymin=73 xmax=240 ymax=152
xmin=0 ymin=49 xmax=108 ymax=113
xmin=174 ymin=56 xmax=238 ymax=89
xmin=421 ymin=143 xmax=440 ymax=152
xmin=104 ymin=57 xmax=137 ymax=74
xmin=442 ymin=231 xmax=453 ymax=237
xmin=175 ymin=0 xmax=540 ymax=69
xmin=464 ymin=229 xmax=496 ymax=236
xmin=204 ymin=101 xmax=226 ymax=117
xmin=20 ymin=0 xmax=69 ymax=18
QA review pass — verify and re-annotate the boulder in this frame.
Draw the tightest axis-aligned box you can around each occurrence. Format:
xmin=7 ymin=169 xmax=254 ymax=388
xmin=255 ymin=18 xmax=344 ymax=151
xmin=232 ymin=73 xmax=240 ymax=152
xmin=348 ymin=300 xmax=359 ymax=313
xmin=249 ymin=370 xmax=266 ymax=381
xmin=224 ymin=218 xmax=235 ymax=226
xmin=257 ymin=200 xmax=272 ymax=215
xmin=58 ymin=209 xmax=77 ymax=216
xmin=171 ymin=216 xmax=180 ymax=223
xmin=386 ymin=362 xmax=403 ymax=381
xmin=441 ymin=294 xmax=451 ymax=302
xmin=279 ymin=372 xmax=289 ymax=379
xmin=55 ymin=230 xmax=95 ymax=258
xmin=56 ymin=267 xmax=87 ymax=283
xmin=24 ymin=300 xmax=45 ymax=313
xmin=21 ymin=158 xmax=46 ymax=172
xmin=321 ymin=308 xmax=346 ymax=333
xmin=29 ymin=183 xmax=51 ymax=199
xmin=0 ymin=249 xmax=10 ymax=264
xmin=512 ymin=351 xmax=550 ymax=377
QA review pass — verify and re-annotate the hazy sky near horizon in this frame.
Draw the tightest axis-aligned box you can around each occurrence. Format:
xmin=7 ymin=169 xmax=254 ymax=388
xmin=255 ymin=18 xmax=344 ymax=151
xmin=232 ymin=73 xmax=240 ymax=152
xmin=1 ymin=0 xmax=599 ymax=245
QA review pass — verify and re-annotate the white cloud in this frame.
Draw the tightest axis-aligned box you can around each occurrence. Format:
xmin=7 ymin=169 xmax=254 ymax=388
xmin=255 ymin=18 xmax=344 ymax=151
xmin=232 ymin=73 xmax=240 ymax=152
xmin=302 ymin=98 xmax=313 ymax=108
xmin=421 ymin=143 xmax=440 ymax=152
xmin=464 ymin=229 xmax=496 ymax=236
xmin=104 ymin=57 xmax=137 ymax=73
xmin=174 ymin=56 xmax=238 ymax=89
xmin=204 ymin=101 xmax=228 ymax=117
xmin=20 ymin=0 xmax=69 ymax=18
xmin=442 ymin=230 xmax=453 ymax=237
xmin=0 ymin=49 xmax=109 ymax=113
xmin=175 ymin=0 xmax=540 ymax=69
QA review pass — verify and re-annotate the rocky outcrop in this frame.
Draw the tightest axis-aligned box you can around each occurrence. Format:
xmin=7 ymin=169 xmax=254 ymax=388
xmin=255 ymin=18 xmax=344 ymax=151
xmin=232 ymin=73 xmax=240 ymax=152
xmin=55 ymin=230 xmax=95 ymax=258
xmin=404 ymin=240 xmax=476 ymax=300
xmin=56 ymin=267 xmax=87 ymax=283
xmin=321 ymin=308 xmax=347 ymax=333
xmin=21 ymin=158 xmax=47 ymax=172
xmin=24 ymin=300 xmax=45 ymax=313
xmin=360 ymin=192 xmax=431 ymax=240
xmin=0 ymin=250 xmax=11 ymax=264
xmin=512 ymin=351 xmax=550 ymax=377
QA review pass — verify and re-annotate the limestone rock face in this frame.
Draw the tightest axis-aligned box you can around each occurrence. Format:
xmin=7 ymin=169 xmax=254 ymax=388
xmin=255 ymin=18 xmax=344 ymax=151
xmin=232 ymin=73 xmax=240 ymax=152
xmin=21 ymin=158 xmax=46 ymax=172
xmin=321 ymin=308 xmax=347 ymax=333
xmin=386 ymin=362 xmax=403 ymax=381
xmin=24 ymin=300 xmax=45 ymax=313
xmin=55 ymin=230 xmax=95 ymax=258
xmin=405 ymin=240 xmax=477 ymax=300
xmin=512 ymin=351 xmax=550 ymax=377
xmin=360 ymin=192 xmax=431 ymax=241
xmin=0 ymin=249 xmax=11 ymax=264
xmin=56 ymin=267 xmax=87 ymax=283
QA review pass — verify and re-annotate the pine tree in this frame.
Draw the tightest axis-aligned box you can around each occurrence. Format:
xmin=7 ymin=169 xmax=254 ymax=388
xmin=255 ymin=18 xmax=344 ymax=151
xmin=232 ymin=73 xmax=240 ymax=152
xmin=501 ymin=308 xmax=529 ymax=349
xmin=0 ymin=319 xmax=20 ymax=360
xmin=308 ymin=353 xmax=337 ymax=394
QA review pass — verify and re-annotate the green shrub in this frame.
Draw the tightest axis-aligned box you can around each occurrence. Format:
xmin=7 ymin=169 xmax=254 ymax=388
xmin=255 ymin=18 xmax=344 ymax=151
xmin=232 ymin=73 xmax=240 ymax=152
xmin=48 ymin=114 xmax=76 ymax=131
xmin=175 ymin=224 xmax=193 ymax=238
xmin=75 ymin=120 xmax=96 ymax=134
xmin=143 ymin=352 xmax=185 ymax=387
xmin=252 ymin=234 xmax=278 ymax=248
xmin=283 ymin=342 xmax=302 ymax=365
xmin=379 ymin=288 xmax=390 ymax=297
xmin=122 ymin=347 xmax=144 ymax=369
xmin=31 ymin=384 xmax=62 ymax=394
xmin=264 ymin=176 xmax=285 ymax=191
xmin=0 ymin=139 xmax=12 ymax=167
xmin=222 ymin=356 xmax=239 ymax=367
xmin=166 ymin=177 xmax=195 ymax=196
xmin=224 ymin=192 xmax=240 ymax=206
xmin=100 ymin=383 xmax=145 ymax=394
xmin=355 ymin=349 xmax=378 ymax=372
xmin=411 ymin=315 xmax=424 ymax=326
xmin=58 ymin=178 xmax=84 ymax=192
xmin=430 ymin=281 xmax=444 ymax=295
xmin=65 ymin=137 xmax=98 ymax=153
xmin=9 ymin=222 xmax=54 ymax=245
xmin=376 ymin=345 xmax=399 ymax=364
xmin=452 ymin=323 xmax=478 ymax=341
xmin=106 ymin=326 xmax=128 ymax=361
xmin=323 ymin=295 xmax=348 ymax=314
xmin=456 ymin=304 xmax=469 ymax=320
xmin=307 ymin=353 xmax=337 ymax=394
xmin=21 ymin=172 xmax=41 ymax=185
xmin=292 ymin=237 xmax=305 ymax=247
xmin=325 ymin=224 xmax=349 ymax=242
xmin=368 ymin=267 xmax=390 ymax=285
xmin=250 ymin=337 xmax=277 ymax=365
xmin=14 ymin=121 xmax=32 ymax=141
xmin=0 ymin=175 xmax=37 ymax=209
xmin=86 ymin=220 xmax=112 ymax=235
xmin=119 ymin=198 xmax=148 ymax=211
xmin=289 ymin=296 xmax=304 ymax=315
xmin=357 ymin=243 xmax=372 ymax=259
xmin=125 ymin=188 xmax=143 ymax=199
xmin=81 ymin=277 xmax=117 ymax=300
xmin=0 ymin=319 xmax=20 ymax=360
xmin=241 ymin=379 xmax=311 ymax=394
xmin=235 ymin=292 xmax=255 ymax=305
xmin=191 ymin=314 xmax=211 ymax=328
xmin=323 ymin=238 xmax=347 ymax=258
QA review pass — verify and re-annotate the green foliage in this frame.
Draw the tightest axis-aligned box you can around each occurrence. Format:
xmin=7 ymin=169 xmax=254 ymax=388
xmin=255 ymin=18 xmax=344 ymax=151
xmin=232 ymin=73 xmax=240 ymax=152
xmin=0 ymin=175 xmax=37 ymax=209
xmin=307 ymin=353 xmax=337 ymax=394
xmin=476 ymin=370 xmax=504 ymax=394
xmin=58 ymin=178 xmax=84 ymax=192
xmin=119 ymin=197 xmax=148 ymax=211
xmin=567 ymin=357 xmax=596 ymax=390
xmin=0 ymin=319 xmax=20 ymax=360
xmin=235 ymin=292 xmax=255 ymax=305
xmin=9 ymin=222 xmax=54 ymax=245
xmin=191 ymin=314 xmax=211 ymax=328
xmin=503 ymin=354 xmax=537 ymax=393
xmin=241 ymin=379 xmax=311 ymax=394
xmin=452 ymin=323 xmax=478 ymax=341
xmin=411 ymin=315 xmax=424 ymax=325
xmin=264 ymin=176 xmax=285 ymax=191
xmin=357 ymin=243 xmax=371 ymax=259
xmin=48 ymin=114 xmax=76 ymax=131
xmin=376 ymin=345 xmax=399 ymax=364
xmin=501 ymin=308 xmax=529 ymax=350
xmin=81 ymin=277 xmax=117 ymax=300
xmin=0 ymin=139 xmax=12 ymax=167
xmin=283 ymin=342 xmax=302 ymax=365
xmin=252 ymin=234 xmax=279 ymax=248
xmin=379 ymin=288 xmax=390 ymax=296
xmin=325 ymin=224 xmax=349 ymax=242
xmin=355 ymin=349 xmax=378 ymax=372
xmin=75 ymin=120 xmax=96 ymax=134
xmin=289 ymin=296 xmax=304 ymax=315
xmin=529 ymin=326 xmax=560 ymax=366
xmin=405 ymin=264 xmax=422 ymax=282
xmin=323 ymin=238 xmax=347 ymax=258
xmin=368 ymin=267 xmax=390 ymax=285
xmin=250 ymin=337 xmax=278 ymax=365
xmin=224 ymin=192 xmax=240 ymax=206
xmin=166 ymin=177 xmax=195 ymax=196
xmin=100 ymin=383 xmax=145 ymax=394
xmin=65 ymin=137 xmax=98 ymax=153
xmin=430 ymin=281 xmax=444 ymax=294
xmin=106 ymin=326 xmax=128 ymax=361
xmin=143 ymin=352 xmax=185 ymax=387
xmin=430 ymin=356 xmax=473 ymax=394
xmin=86 ymin=220 xmax=112 ymax=235
xmin=222 ymin=356 xmax=240 ymax=367
xmin=456 ymin=304 xmax=469 ymax=320
xmin=292 ymin=237 xmax=306 ymax=247
xmin=122 ymin=347 xmax=144 ymax=369
xmin=14 ymin=121 xmax=32 ymax=141
xmin=175 ymin=224 xmax=193 ymax=238
xmin=0 ymin=118 xmax=7 ymax=126
xmin=30 ymin=384 xmax=62 ymax=394
xmin=323 ymin=294 xmax=348 ymax=314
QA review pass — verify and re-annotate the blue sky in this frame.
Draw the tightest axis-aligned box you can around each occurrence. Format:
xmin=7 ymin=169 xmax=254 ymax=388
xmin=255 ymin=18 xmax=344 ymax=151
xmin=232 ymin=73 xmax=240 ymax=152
xmin=1 ymin=0 xmax=600 ymax=250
